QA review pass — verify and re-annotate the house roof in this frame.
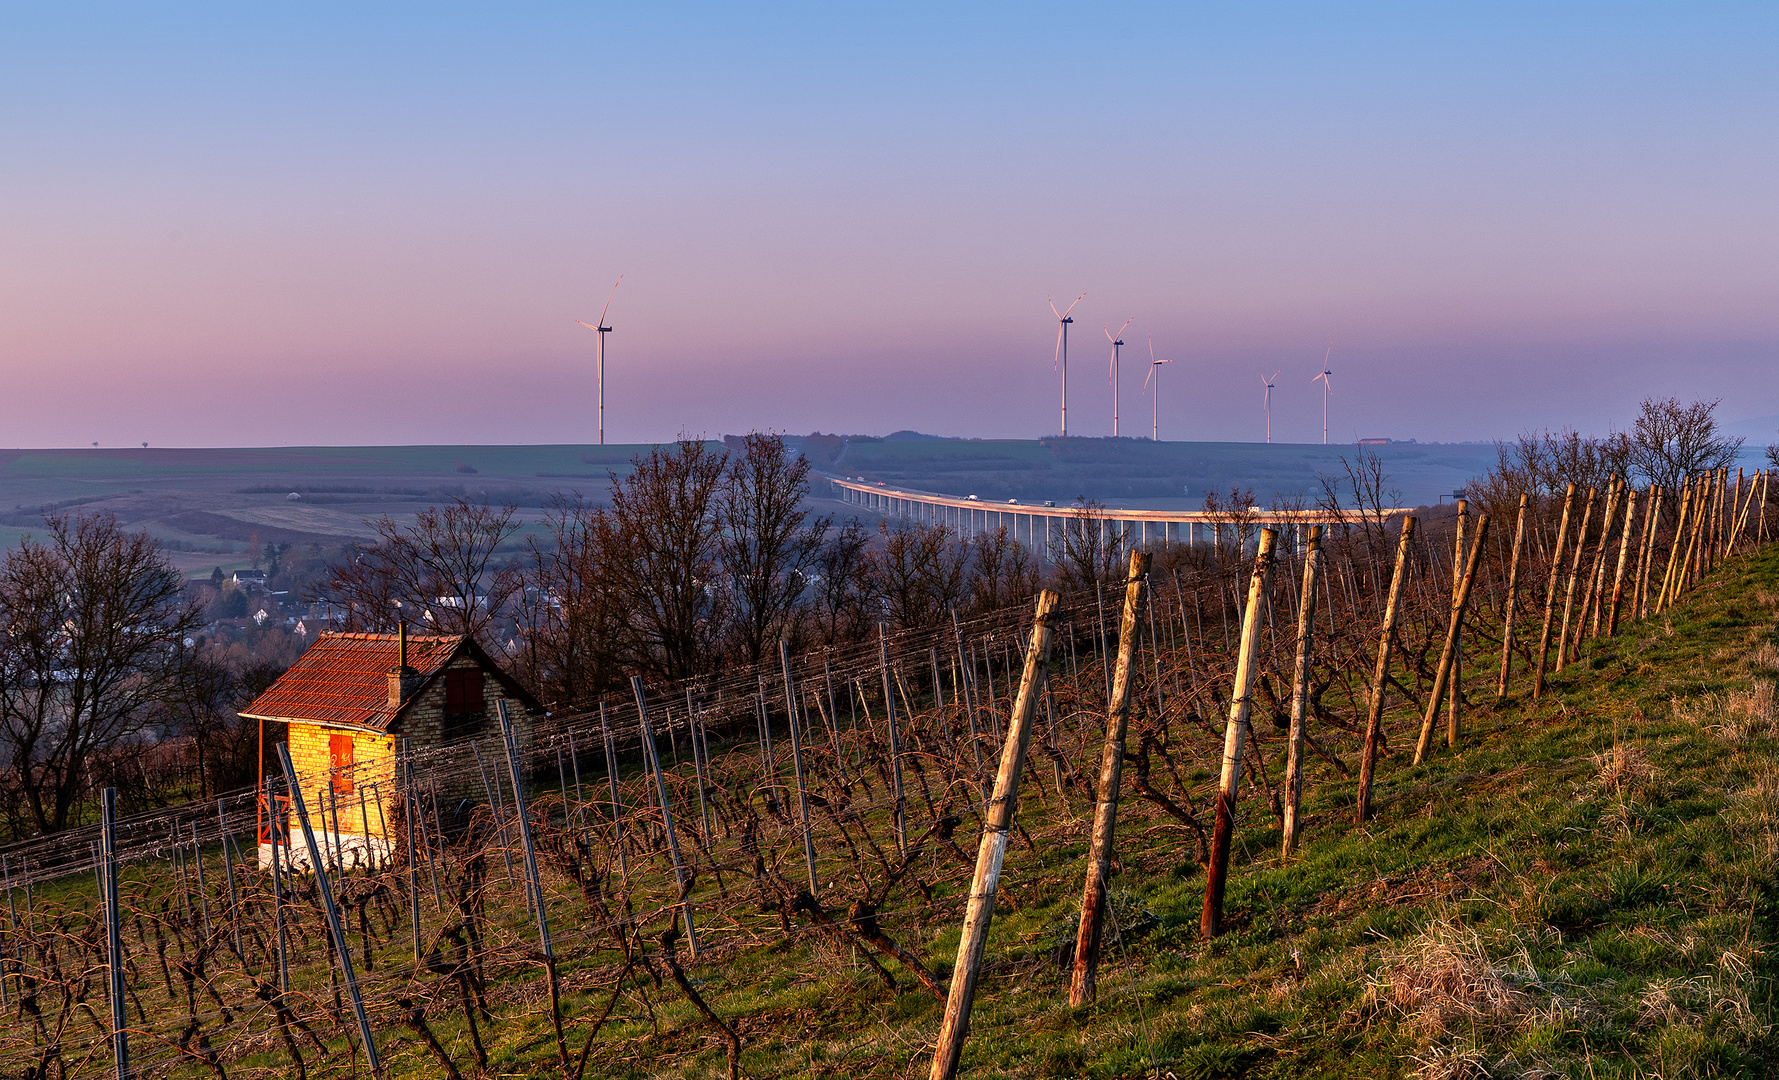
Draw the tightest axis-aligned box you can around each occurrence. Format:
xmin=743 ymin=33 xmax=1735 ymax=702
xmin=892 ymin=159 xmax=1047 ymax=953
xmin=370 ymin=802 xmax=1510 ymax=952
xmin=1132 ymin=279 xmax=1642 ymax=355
xmin=240 ymin=631 xmax=538 ymax=733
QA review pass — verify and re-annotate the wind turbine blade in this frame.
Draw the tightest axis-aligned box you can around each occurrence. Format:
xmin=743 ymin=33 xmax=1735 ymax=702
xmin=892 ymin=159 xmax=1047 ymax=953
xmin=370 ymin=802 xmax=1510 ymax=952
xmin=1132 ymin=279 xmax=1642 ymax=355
xmin=576 ymin=320 xmax=600 ymax=331
xmin=1062 ymin=292 xmax=1085 ymax=318
xmin=1104 ymin=327 xmax=1116 ymax=344
xmin=1147 ymin=333 xmax=1156 ymax=363
xmin=599 ymin=275 xmax=624 ymax=324
xmin=1048 ymin=297 xmax=1063 ymax=321
xmin=1117 ymin=317 xmax=1133 ymax=338
xmin=1054 ymin=324 xmax=1064 ymax=371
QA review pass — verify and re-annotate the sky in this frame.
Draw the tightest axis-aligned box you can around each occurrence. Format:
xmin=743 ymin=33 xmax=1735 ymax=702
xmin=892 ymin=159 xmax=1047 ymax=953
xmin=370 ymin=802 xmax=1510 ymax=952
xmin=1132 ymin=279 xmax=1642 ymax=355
xmin=2 ymin=2 xmax=1776 ymax=449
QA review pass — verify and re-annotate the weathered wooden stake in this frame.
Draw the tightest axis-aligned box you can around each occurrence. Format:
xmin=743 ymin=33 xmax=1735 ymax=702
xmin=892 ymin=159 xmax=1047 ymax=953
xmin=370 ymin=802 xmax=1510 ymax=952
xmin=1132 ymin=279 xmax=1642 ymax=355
xmin=631 ymin=677 xmax=700 ymax=957
xmin=1533 ymin=484 xmax=1577 ymax=696
xmin=1357 ymin=516 xmax=1418 ymax=822
xmin=1607 ymin=487 xmax=1639 ymax=634
xmin=1201 ymin=528 xmax=1278 ymax=939
xmin=781 ymin=641 xmax=820 ymax=895
xmin=1281 ymin=525 xmax=1324 ymax=857
xmin=403 ymin=741 xmax=421 ymax=964
xmin=276 ymin=743 xmax=382 ymax=1074
xmin=1448 ymin=501 xmax=1468 ymax=739
xmin=1416 ymin=514 xmax=1492 ymax=761
xmin=496 ymin=700 xmax=571 ymax=1079
xmin=217 ymin=804 xmax=243 ymax=958
xmin=270 ymin=815 xmax=289 ymax=992
xmin=101 ymin=788 xmax=128 ymax=1080
xmin=1657 ymin=481 xmax=1693 ymax=612
xmin=928 ymin=590 xmax=1059 ymax=1080
xmin=880 ymin=625 xmax=908 ymax=855
xmin=600 ymin=703 xmax=629 ymax=880
xmin=1635 ymin=485 xmax=1661 ymax=620
xmin=1554 ymin=487 xmax=1597 ymax=672
xmin=1068 ymin=551 xmax=1150 ymax=1007
xmin=1580 ymin=479 xmax=1621 ymax=641
xmin=1496 ymin=494 xmax=1529 ymax=696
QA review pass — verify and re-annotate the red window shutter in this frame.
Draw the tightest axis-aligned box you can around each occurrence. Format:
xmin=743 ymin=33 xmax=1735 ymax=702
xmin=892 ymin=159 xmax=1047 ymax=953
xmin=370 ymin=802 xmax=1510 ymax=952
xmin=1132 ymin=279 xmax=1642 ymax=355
xmin=329 ymin=734 xmax=354 ymax=795
xmin=445 ymin=668 xmax=485 ymax=713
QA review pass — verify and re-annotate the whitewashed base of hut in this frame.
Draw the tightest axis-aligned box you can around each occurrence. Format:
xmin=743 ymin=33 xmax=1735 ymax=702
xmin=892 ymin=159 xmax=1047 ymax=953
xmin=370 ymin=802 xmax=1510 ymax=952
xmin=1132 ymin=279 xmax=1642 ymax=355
xmin=260 ymin=833 xmax=392 ymax=873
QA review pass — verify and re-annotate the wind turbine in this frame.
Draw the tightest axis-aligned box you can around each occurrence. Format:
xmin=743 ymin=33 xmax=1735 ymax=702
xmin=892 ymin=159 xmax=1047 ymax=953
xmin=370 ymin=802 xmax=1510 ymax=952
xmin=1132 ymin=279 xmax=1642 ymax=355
xmin=576 ymin=275 xmax=624 ymax=445
xmin=1312 ymin=346 xmax=1333 ymax=445
xmin=1144 ymin=334 xmax=1173 ymax=442
xmin=1260 ymin=370 xmax=1280 ymax=443
xmin=1049 ymin=293 xmax=1085 ymax=437
xmin=1105 ymin=317 xmax=1133 ymax=437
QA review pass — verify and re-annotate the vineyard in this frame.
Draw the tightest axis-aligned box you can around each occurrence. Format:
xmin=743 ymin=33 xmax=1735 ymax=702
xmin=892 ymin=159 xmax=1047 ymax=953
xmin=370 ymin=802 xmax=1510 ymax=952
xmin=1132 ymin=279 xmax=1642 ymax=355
xmin=2 ymin=467 xmax=1775 ymax=1079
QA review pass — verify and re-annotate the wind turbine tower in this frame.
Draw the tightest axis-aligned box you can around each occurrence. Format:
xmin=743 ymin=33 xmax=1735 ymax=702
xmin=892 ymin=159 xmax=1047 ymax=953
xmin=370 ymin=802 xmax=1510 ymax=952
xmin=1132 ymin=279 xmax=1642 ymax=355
xmin=1105 ymin=317 xmax=1132 ymax=437
xmin=576 ymin=275 xmax=623 ymax=445
xmin=1261 ymin=370 xmax=1280 ymax=444
xmin=1313 ymin=347 xmax=1333 ymax=445
xmin=1145 ymin=335 xmax=1173 ymax=442
xmin=1049 ymin=294 xmax=1085 ymax=437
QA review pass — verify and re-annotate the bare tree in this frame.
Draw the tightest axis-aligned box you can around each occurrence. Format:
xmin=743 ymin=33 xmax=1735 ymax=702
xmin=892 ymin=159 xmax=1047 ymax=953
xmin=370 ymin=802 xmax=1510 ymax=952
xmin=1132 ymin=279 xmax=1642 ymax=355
xmin=968 ymin=526 xmax=1037 ymax=613
xmin=1317 ymin=450 xmax=1398 ymax=563
xmin=717 ymin=433 xmax=830 ymax=667
xmin=1630 ymin=397 xmax=1743 ymax=495
xmin=866 ymin=521 xmax=969 ymax=630
xmin=605 ymin=439 xmax=728 ymax=681
xmin=0 ymin=513 xmax=200 ymax=836
xmin=1056 ymin=497 xmax=1125 ymax=591
xmin=330 ymin=498 xmax=522 ymax=642
xmin=811 ymin=518 xmax=872 ymax=646
xmin=519 ymin=495 xmax=631 ymax=707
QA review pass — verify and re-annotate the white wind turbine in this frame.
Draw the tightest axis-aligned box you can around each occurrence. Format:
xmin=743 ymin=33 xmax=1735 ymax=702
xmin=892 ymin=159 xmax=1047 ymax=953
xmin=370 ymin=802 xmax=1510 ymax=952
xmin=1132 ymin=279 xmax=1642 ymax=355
xmin=576 ymin=275 xmax=624 ymax=445
xmin=1104 ymin=317 xmax=1132 ymax=437
xmin=1144 ymin=335 xmax=1173 ymax=442
xmin=1260 ymin=369 xmax=1280 ymax=443
xmin=1313 ymin=346 xmax=1333 ymax=445
xmin=1049 ymin=293 xmax=1085 ymax=437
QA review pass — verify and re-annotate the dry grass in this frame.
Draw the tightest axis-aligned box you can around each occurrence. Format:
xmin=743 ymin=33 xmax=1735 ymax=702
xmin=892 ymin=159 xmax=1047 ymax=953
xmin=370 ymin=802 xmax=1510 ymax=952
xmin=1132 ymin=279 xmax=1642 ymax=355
xmin=1370 ymin=920 xmax=1532 ymax=1040
xmin=1671 ymin=679 xmax=1779 ymax=740
xmin=1591 ymin=740 xmax=1654 ymax=793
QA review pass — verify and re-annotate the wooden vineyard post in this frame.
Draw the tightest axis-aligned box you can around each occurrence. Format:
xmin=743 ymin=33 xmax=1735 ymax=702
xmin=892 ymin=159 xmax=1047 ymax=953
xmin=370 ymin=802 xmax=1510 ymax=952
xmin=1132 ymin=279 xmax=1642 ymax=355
xmin=880 ymin=625 xmax=908 ymax=855
xmin=1533 ymin=484 xmax=1576 ymax=696
xmin=496 ymin=700 xmax=570 ymax=1079
xmin=101 ymin=788 xmax=128 ymax=1080
xmin=1497 ymin=494 xmax=1529 ymax=697
xmin=1448 ymin=501 xmax=1468 ymax=743
xmin=1635 ymin=486 xmax=1660 ymax=620
xmin=1200 ymin=528 xmax=1278 ymax=939
xmin=1607 ymin=487 xmax=1639 ymax=635
xmin=781 ymin=641 xmax=820 ymax=895
xmin=632 ymin=677 xmax=700 ymax=958
xmin=1356 ymin=516 xmax=1418 ymax=823
xmin=1554 ymin=487 xmax=1596 ymax=672
xmin=1657 ymin=481 xmax=1693 ymax=613
xmin=1416 ymin=515 xmax=1493 ymax=762
xmin=275 ymin=744 xmax=382 ymax=1074
xmin=928 ymin=590 xmax=1060 ymax=1080
xmin=1581 ymin=479 xmax=1622 ymax=642
xmin=1281 ymin=525 xmax=1325 ymax=857
xmin=1068 ymin=551 xmax=1150 ymax=1007
xmin=402 ymin=741 xmax=422 ymax=963
xmin=600 ymin=703 xmax=629 ymax=881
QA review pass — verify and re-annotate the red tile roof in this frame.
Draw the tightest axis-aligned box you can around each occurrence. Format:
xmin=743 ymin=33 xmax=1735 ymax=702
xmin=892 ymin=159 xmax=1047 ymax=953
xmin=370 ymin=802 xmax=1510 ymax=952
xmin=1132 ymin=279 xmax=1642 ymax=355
xmin=241 ymin=632 xmax=464 ymax=730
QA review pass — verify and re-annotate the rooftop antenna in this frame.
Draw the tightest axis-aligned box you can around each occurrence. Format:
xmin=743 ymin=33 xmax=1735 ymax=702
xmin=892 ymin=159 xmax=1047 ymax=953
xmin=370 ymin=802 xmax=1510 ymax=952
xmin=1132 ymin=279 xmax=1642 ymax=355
xmin=1312 ymin=346 xmax=1333 ymax=445
xmin=1105 ymin=317 xmax=1132 ymax=437
xmin=1260 ymin=370 xmax=1280 ymax=444
xmin=1049 ymin=293 xmax=1085 ymax=437
xmin=576 ymin=274 xmax=624 ymax=445
xmin=1144 ymin=334 xmax=1173 ymax=442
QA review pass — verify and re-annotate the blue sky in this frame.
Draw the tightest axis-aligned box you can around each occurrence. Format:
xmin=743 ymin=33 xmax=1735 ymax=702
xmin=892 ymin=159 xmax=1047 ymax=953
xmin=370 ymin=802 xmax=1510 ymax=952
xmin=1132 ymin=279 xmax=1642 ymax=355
xmin=2 ymin=3 xmax=1775 ymax=446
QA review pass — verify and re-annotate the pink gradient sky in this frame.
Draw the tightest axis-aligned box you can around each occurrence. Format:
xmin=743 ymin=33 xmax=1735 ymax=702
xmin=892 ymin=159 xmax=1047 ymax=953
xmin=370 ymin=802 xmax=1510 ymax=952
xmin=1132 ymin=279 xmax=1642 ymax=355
xmin=3 ymin=4 xmax=1776 ymax=448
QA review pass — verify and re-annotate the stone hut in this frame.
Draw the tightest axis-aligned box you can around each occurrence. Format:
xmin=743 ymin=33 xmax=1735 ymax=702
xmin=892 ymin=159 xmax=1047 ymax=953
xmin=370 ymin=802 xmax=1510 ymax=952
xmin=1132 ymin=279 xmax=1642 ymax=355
xmin=241 ymin=628 xmax=542 ymax=869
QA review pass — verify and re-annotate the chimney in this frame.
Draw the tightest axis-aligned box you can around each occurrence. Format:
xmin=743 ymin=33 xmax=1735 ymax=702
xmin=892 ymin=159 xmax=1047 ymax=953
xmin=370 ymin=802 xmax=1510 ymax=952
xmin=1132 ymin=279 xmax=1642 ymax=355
xmin=388 ymin=624 xmax=419 ymax=710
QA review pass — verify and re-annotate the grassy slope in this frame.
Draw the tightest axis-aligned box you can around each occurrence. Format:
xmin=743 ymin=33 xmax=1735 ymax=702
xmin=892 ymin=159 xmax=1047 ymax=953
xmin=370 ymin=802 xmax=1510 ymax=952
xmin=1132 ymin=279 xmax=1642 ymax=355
xmin=332 ymin=549 xmax=1779 ymax=1079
